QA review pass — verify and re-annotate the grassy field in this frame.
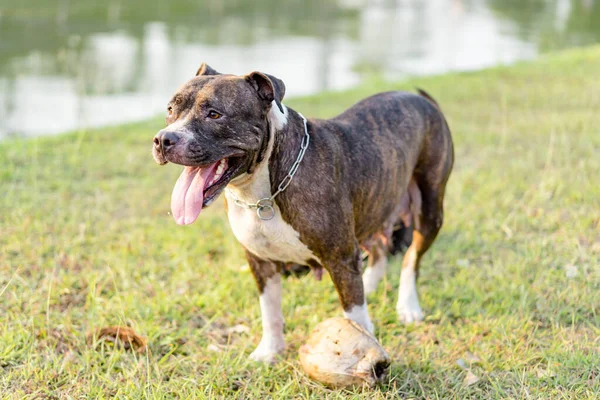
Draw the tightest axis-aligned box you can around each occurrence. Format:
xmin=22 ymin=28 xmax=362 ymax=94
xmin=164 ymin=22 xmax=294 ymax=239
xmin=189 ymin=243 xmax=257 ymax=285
xmin=1 ymin=46 xmax=599 ymax=399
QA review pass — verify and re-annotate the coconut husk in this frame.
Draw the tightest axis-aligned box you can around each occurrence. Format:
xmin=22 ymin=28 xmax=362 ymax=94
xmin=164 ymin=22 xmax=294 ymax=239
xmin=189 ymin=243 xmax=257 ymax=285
xmin=299 ymin=317 xmax=390 ymax=388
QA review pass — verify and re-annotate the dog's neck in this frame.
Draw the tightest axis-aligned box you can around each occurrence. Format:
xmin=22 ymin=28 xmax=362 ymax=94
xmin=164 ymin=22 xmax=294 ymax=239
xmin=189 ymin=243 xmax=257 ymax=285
xmin=227 ymin=101 xmax=302 ymax=203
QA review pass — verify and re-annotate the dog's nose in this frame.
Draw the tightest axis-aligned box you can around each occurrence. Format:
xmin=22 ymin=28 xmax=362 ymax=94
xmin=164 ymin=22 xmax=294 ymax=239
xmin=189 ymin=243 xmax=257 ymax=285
xmin=154 ymin=131 xmax=180 ymax=151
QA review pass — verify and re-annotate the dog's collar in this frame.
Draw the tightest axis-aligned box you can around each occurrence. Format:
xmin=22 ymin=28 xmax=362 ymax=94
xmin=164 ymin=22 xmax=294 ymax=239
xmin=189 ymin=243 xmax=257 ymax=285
xmin=227 ymin=113 xmax=310 ymax=220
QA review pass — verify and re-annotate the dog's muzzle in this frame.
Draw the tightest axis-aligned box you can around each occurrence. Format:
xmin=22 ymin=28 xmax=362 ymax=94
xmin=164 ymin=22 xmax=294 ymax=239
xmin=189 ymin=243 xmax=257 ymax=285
xmin=153 ymin=130 xmax=180 ymax=164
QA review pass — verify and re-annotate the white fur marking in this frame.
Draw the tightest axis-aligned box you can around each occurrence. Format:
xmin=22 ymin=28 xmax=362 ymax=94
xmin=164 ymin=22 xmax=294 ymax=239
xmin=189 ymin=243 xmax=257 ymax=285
xmin=362 ymin=256 xmax=387 ymax=295
xmin=343 ymin=302 xmax=374 ymax=333
xmin=249 ymin=275 xmax=285 ymax=363
xmin=396 ymin=248 xmax=424 ymax=323
xmin=226 ymin=102 xmax=320 ymax=266
xmin=226 ymin=199 xmax=318 ymax=264
xmin=268 ymin=101 xmax=288 ymax=130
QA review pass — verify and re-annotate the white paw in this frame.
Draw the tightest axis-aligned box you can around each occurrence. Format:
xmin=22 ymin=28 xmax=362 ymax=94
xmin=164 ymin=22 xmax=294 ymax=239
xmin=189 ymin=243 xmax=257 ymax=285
xmin=249 ymin=340 xmax=284 ymax=364
xmin=363 ymin=318 xmax=375 ymax=334
xmin=396 ymin=299 xmax=424 ymax=324
xmin=344 ymin=303 xmax=375 ymax=334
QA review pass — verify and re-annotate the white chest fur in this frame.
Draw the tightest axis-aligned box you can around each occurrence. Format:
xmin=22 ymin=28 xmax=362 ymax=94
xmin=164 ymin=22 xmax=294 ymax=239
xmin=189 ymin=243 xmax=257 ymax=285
xmin=225 ymin=102 xmax=320 ymax=266
xmin=226 ymin=198 xmax=318 ymax=265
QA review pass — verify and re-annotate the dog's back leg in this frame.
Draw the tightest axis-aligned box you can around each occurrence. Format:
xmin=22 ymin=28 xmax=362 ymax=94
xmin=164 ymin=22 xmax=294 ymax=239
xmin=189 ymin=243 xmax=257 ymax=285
xmin=396 ymin=184 xmax=442 ymax=323
xmin=362 ymin=241 xmax=387 ymax=295
xmin=397 ymin=103 xmax=453 ymax=324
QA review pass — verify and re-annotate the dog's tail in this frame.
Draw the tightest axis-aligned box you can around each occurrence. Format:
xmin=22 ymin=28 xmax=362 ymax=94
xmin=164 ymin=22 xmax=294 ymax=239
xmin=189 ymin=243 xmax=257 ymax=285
xmin=416 ymin=88 xmax=441 ymax=110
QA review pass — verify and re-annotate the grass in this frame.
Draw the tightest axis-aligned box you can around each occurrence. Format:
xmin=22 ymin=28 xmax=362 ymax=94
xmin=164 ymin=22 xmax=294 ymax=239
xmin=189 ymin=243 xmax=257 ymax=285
xmin=1 ymin=46 xmax=599 ymax=399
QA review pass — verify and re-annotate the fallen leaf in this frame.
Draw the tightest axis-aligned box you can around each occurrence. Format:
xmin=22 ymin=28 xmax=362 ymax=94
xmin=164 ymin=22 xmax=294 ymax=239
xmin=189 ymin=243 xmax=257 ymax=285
xmin=226 ymin=324 xmax=250 ymax=335
xmin=87 ymin=326 xmax=147 ymax=353
xmin=463 ymin=351 xmax=482 ymax=364
xmin=464 ymin=370 xmax=480 ymax=386
xmin=456 ymin=358 xmax=468 ymax=370
xmin=60 ymin=350 xmax=77 ymax=371
xmin=535 ymin=369 xmax=556 ymax=378
xmin=564 ymin=264 xmax=578 ymax=279
xmin=207 ymin=343 xmax=226 ymax=353
xmin=206 ymin=322 xmax=251 ymax=344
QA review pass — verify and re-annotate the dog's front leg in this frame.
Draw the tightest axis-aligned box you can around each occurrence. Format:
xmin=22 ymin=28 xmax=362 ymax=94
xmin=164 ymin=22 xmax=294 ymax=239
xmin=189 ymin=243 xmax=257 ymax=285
xmin=325 ymin=247 xmax=375 ymax=333
xmin=245 ymin=250 xmax=285 ymax=363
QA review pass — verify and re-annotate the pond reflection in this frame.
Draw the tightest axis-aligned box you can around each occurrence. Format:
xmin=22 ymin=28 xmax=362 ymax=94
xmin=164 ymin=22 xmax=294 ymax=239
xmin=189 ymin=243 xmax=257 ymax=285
xmin=0 ymin=0 xmax=598 ymax=138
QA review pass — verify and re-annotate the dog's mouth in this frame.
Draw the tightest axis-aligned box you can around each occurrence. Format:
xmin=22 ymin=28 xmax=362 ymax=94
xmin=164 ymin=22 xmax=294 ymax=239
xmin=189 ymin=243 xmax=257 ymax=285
xmin=170 ymin=156 xmax=244 ymax=225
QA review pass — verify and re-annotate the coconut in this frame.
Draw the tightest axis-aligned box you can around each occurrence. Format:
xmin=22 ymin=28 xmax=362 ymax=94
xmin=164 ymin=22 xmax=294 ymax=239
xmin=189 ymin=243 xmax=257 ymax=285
xmin=299 ymin=317 xmax=391 ymax=388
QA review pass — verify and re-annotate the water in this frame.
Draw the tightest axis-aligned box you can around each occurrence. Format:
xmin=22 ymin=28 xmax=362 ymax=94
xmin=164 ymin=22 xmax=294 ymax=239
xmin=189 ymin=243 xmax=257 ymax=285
xmin=0 ymin=0 xmax=599 ymax=138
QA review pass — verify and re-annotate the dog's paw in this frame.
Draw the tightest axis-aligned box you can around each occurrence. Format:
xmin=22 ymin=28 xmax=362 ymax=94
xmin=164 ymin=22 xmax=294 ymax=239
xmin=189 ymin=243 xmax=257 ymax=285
xmin=364 ymin=319 xmax=375 ymax=334
xmin=396 ymin=299 xmax=424 ymax=324
xmin=343 ymin=303 xmax=375 ymax=334
xmin=249 ymin=340 xmax=285 ymax=364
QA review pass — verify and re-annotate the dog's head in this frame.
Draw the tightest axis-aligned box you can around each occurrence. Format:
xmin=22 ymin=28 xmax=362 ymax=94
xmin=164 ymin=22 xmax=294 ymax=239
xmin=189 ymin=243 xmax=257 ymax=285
xmin=153 ymin=63 xmax=286 ymax=225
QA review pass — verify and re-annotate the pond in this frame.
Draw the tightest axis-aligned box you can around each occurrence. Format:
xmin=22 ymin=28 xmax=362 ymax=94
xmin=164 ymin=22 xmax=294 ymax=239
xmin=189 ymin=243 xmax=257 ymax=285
xmin=0 ymin=0 xmax=599 ymax=138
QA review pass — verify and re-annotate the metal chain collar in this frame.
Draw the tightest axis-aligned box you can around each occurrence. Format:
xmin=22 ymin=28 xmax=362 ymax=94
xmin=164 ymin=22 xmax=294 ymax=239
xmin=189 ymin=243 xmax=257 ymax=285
xmin=227 ymin=113 xmax=310 ymax=220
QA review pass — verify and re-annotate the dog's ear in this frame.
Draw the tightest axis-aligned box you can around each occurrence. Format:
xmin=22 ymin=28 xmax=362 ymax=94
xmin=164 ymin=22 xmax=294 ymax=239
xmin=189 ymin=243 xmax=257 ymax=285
xmin=245 ymin=71 xmax=286 ymax=113
xmin=196 ymin=63 xmax=221 ymax=76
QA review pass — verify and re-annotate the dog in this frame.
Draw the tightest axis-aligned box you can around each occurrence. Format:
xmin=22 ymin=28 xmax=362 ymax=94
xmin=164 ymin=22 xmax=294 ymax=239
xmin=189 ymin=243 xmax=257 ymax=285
xmin=152 ymin=63 xmax=453 ymax=363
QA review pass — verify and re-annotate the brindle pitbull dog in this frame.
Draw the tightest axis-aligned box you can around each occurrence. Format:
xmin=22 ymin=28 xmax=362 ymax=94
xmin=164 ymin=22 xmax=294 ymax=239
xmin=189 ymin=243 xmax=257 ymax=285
xmin=153 ymin=63 xmax=453 ymax=363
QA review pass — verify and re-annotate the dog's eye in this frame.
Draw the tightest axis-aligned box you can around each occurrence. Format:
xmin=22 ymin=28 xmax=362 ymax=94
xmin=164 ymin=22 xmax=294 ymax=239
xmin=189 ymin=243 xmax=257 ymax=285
xmin=167 ymin=106 xmax=173 ymax=116
xmin=208 ymin=111 xmax=222 ymax=120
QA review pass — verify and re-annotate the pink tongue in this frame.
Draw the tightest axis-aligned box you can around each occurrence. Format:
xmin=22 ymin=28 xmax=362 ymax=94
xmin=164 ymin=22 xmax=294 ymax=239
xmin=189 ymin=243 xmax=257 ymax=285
xmin=171 ymin=164 xmax=218 ymax=225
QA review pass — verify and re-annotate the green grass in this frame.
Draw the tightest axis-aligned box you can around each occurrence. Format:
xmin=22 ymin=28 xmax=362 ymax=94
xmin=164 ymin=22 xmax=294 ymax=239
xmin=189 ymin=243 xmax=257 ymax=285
xmin=1 ymin=46 xmax=599 ymax=399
